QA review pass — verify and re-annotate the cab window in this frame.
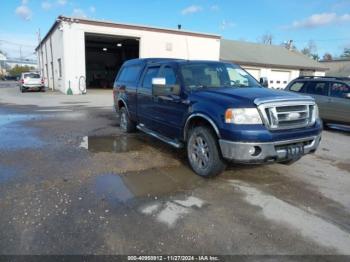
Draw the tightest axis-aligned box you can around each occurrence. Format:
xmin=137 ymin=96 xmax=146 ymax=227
xmin=117 ymin=65 xmax=142 ymax=84
xmin=160 ymin=66 xmax=177 ymax=86
xmin=142 ymin=67 xmax=160 ymax=89
xmin=306 ymin=82 xmax=329 ymax=96
xmin=330 ymin=82 xmax=350 ymax=98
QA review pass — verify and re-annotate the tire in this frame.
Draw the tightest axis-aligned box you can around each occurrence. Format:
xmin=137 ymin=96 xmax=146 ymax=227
xmin=119 ymin=107 xmax=136 ymax=133
xmin=187 ymin=126 xmax=226 ymax=177
xmin=21 ymin=87 xmax=26 ymax=93
xmin=322 ymin=120 xmax=330 ymax=130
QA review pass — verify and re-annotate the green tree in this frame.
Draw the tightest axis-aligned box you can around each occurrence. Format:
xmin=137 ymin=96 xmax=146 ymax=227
xmin=8 ymin=65 xmax=34 ymax=76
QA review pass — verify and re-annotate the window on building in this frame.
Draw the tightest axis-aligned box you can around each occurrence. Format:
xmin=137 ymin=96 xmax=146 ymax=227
xmin=307 ymin=82 xmax=329 ymax=96
xmin=58 ymin=58 xmax=62 ymax=78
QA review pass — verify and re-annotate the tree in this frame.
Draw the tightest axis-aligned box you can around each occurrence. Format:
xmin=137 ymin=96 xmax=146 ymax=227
xmin=259 ymin=33 xmax=273 ymax=45
xmin=8 ymin=65 xmax=34 ymax=76
xmin=322 ymin=53 xmax=333 ymax=61
xmin=281 ymin=40 xmax=297 ymax=51
xmin=340 ymin=48 xmax=350 ymax=58
xmin=301 ymin=40 xmax=319 ymax=60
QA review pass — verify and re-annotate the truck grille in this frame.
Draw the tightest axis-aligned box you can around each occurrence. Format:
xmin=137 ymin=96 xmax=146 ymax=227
xmin=258 ymin=101 xmax=316 ymax=130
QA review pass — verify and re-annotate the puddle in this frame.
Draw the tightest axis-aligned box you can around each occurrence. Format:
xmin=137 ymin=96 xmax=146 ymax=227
xmin=80 ymin=135 xmax=150 ymax=153
xmin=0 ymin=113 xmax=44 ymax=149
xmin=0 ymin=166 xmax=18 ymax=183
xmin=94 ymin=174 xmax=134 ymax=203
xmin=92 ymin=166 xmax=203 ymax=205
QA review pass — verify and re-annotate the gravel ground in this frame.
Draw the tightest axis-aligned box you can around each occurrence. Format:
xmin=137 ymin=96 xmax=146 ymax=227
xmin=0 ymin=81 xmax=350 ymax=256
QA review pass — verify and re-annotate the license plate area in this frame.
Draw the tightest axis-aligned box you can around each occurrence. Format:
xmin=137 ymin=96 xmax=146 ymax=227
xmin=286 ymin=143 xmax=304 ymax=160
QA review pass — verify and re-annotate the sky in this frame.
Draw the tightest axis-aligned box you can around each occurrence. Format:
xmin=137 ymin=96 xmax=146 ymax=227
xmin=0 ymin=0 xmax=350 ymax=60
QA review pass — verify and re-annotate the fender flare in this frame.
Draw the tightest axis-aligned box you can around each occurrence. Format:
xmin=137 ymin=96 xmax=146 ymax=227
xmin=117 ymin=98 xmax=130 ymax=115
xmin=183 ymin=113 xmax=221 ymax=140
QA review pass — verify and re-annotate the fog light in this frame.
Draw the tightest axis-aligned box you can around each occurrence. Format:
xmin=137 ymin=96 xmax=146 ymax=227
xmin=248 ymin=147 xmax=256 ymax=155
xmin=249 ymin=146 xmax=262 ymax=156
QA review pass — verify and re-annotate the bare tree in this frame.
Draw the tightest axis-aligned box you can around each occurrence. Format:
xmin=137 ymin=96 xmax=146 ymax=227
xmin=281 ymin=40 xmax=297 ymax=51
xmin=259 ymin=32 xmax=273 ymax=45
xmin=301 ymin=40 xmax=319 ymax=60
xmin=322 ymin=53 xmax=333 ymax=61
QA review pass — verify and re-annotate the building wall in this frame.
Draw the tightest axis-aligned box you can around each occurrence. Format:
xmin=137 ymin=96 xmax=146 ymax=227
xmin=38 ymin=20 xmax=220 ymax=95
xmin=241 ymin=65 xmax=325 ymax=89
xmin=37 ymin=25 xmax=64 ymax=91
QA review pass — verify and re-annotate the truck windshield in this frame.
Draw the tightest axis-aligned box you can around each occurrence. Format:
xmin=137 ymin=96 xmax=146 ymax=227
xmin=180 ymin=62 xmax=260 ymax=90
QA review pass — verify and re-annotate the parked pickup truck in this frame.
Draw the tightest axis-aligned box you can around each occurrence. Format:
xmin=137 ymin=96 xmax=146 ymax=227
xmin=113 ymin=58 xmax=322 ymax=177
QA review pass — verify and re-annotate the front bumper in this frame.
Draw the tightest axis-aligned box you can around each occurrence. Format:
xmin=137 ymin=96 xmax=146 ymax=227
xmin=219 ymin=134 xmax=321 ymax=163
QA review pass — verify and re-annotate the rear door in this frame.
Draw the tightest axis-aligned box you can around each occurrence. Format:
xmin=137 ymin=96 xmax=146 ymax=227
xmin=24 ymin=73 xmax=41 ymax=86
xmin=152 ymin=64 xmax=188 ymax=139
xmin=304 ymin=81 xmax=331 ymax=120
xmin=327 ymin=82 xmax=350 ymax=124
xmin=137 ymin=65 xmax=161 ymax=128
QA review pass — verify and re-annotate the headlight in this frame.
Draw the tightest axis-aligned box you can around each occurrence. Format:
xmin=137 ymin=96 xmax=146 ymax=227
xmin=310 ymin=104 xmax=319 ymax=125
xmin=225 ymin=108 xmax=262 ymax=124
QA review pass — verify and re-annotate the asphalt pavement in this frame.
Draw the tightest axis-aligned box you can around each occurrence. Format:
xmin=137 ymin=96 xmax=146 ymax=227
xmin=0 ymin=81 xmax=350 ymax=256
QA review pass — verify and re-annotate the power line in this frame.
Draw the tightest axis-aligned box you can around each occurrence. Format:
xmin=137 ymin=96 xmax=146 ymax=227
xmin=0 ymin=39 xmax=36 ymax=48
xmin=293 ymin=38 xmax=350 ymax=43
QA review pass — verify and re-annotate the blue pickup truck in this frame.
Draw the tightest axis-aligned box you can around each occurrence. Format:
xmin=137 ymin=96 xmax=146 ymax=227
xmin=113 ymin=58 xmax=322 ymax=177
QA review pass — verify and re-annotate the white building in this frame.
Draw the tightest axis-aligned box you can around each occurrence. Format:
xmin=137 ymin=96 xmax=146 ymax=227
xmin=36 ymin=16 xmax=221 ymax=95
xmin=220 ymin=39 xmax=327 ymax=89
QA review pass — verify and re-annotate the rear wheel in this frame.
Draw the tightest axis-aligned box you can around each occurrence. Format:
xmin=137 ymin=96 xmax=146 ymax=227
xmin=187 ymin=126 xmax=226 ymax=177
xmin=119 ymin=107 xmax=136 ymax=133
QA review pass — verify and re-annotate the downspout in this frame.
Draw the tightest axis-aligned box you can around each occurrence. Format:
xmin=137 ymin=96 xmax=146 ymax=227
xmin=49 ymin=36 xmax=55 ymax=90
xmin=44 ymin=42 xmax=50 ymax=90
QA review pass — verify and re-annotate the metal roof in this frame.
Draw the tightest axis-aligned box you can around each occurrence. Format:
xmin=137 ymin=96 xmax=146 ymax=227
xmin=220 ymin=39 xmax=327 ymax=71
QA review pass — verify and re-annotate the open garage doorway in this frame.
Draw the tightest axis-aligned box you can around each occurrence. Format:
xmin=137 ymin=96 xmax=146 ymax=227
xmin=85 ymin=33 xmax=139 ymax=89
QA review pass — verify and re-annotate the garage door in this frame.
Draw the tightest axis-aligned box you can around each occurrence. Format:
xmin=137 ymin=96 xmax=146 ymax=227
xmin=244 ymin=68 xmax=261 ymax=81
xmin=270 ymin=70 xmax=291 ymax=89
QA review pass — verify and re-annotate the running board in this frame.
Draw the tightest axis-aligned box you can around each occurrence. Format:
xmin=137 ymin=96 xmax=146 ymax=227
xmin=137 ymin=124 xmax=183 ymax=149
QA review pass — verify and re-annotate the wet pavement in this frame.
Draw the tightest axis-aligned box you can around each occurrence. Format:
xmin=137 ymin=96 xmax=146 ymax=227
xmin=0 ymin=82 xmax=350 ymax=255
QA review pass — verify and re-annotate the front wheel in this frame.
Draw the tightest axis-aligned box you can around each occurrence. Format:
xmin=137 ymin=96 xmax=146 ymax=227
xmin=187 ymin=126 xmax=226 ymax=177
xmin=119 ymin=107 xmax=136 ymax=133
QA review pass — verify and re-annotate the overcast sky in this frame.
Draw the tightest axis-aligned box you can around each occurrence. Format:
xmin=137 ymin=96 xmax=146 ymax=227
xmin=0 ymin=0 xmax=350 ymax=60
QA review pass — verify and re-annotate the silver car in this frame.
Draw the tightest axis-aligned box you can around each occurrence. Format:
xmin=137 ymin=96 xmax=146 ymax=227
xmin=19 ymin=72 xmax=45 ymax=92
xmin=286 ymin=76 xmax=350 ymax=126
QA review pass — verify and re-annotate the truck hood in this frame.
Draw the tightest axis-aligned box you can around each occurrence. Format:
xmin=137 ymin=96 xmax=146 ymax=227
xmin=193 ymin=87 xmax=313 ymax=107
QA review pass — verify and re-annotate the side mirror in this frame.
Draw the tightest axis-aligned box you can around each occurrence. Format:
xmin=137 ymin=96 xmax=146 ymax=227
xmin=260 ymin=77 xmax=269 ymax=88
xmin=152 ymin=77 xmax=181 ymax=96
xmin=345 ymin=93 xmax=350 ymax=99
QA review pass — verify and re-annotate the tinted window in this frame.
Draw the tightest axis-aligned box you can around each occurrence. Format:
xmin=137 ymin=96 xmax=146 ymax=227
xmin=306 ymin=82 xmax=328 ymax=96
xmin=160 ymin=66 xmax=177 ymax=85
xmin=117 ymin=65 xmax=142 ymax=84
xmin=289 ymin=81 xmax=306 ymax=92
xmin=330 ymin=82 xmax=350 ymax=98
xmin=142 ymin=67 xmax=160 ymax=89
